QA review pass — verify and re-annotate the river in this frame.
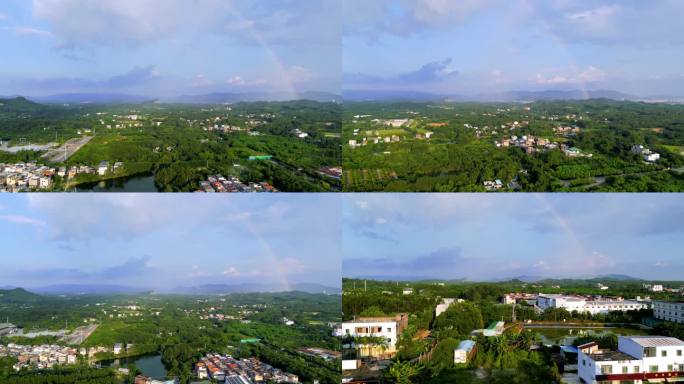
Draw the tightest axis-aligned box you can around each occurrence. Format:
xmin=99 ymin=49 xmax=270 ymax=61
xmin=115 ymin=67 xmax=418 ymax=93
xmin=101 ymin=354 xmax=167 ymax=379
xmin=74 ymin=174 xmax=159 ymax=192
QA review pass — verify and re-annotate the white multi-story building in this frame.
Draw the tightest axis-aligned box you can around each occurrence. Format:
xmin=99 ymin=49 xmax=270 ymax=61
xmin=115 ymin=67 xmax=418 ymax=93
xmin=538 ymin=294 xmax=587 ymax=312
xmin=435 ymin=298 xmax=464 ymax=317
xmin=579 ymin=336 xmax=684 ymax=384
xmin=341 ymin=314 xmax=408 ymax=358
xmin=537 ymin=294 xmax=648 ymax=315
xmin=654 ymin=301 xmax=684 ymax=324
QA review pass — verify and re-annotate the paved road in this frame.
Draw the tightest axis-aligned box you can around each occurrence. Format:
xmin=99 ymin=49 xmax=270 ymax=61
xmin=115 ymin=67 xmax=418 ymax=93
xmin=42 ymin=136 xmax=93 ymax=163
xmin=61 ymin=324 xmax=98 ymax=345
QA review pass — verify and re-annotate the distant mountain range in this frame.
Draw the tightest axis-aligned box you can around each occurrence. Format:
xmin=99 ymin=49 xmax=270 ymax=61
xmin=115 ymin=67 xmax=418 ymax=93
xmin=20 ymin=91 xmax=340 ymax=105
xmin=348 ymin=274 xmax=650 ymax=284
xmin=31 ymin=284 xmax=150 ymax=295
xmin=169 ymin=282 xmax=341 ymax=295
xmin=10 ymin=283 xmax=340 ymax=296
xmin=342 ymin=89 xmax=642 ymax=102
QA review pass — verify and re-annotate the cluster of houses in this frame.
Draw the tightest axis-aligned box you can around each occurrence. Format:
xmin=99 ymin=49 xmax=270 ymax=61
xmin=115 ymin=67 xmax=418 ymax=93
xmin=494 ymin=134 xmax=554 ymax=153
xmin=0 ymin=161 xmax=124 ymax=192
xmin=195 ymin=354 xmax=299 ymax=383
xmin=0 ymin=342 xmax=131 ymax=370
xmin=631 ymin=144 xmax=661 ymax=162
xmin=198 ymin=175 xmax=277 ymax=193
xmin=464 ymin=120 xmax=529 ymax=140
xmin=292 ymin=128 xmax=309 ymax=139
xmin=494 ymin=134 xmax=594 ymax=158
xmin=56 ymin=161 xmax=124 ymax=180
xmin=553 ymin=125 xmax=582 ymax=137
xmin=0 ymin=343 xmax=79 ymax=371
xmin=204 ymin=123 xmax=244 ymax=133
xmin=348 ymin=134 xmax=401 ymax=148
xmin=0 ymin=163 xmax=54 ymax=191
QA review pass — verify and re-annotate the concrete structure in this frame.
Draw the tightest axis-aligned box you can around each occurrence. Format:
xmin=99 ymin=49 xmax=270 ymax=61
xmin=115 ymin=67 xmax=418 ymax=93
xmin=341 ymin=314 xmax=408 ymax=358
xmin=0 ymin=323 xmax=19 ymax=336
xmin=654 ymin=301 xmax=684 ymax=324
xmin=483 ymin=321 xmax=505 ymax=337
xmin=537 ymin=294 xmax=648 ymax=315
xmin=435 ymin=298 xmax=463 ymax=317
xmin=578 ymin=336 xmax=684 ymax=383
xmin=97 ymin=161 xmax=109 ymax=176
xmin=454 ymin=340 xmax=476 ymax=364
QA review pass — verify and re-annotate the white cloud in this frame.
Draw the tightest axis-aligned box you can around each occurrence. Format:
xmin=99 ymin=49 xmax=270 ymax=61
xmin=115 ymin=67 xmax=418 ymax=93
xmin=226 ymin=76 xmax=267 ymax=87
xmin=344 ymin=0 xmax=492 ymax=38
xmin=0 ymin=12 xmax=8 ymax=21
xmin=192 ymin=74 xmax=214 ymax=87
xmin=535 ymin=66 xmax=606 ymax=85
xmin=31 ymin=0 xmax=340 ymax=49
xmin=0 ymin=215 xmax=45 ymax=227
xmin=222 ymin=266 xmax=240 ymax=277
xmin=527 ymin=0 xmax=684 ymax=47
xmin=0 ymin=26 xmax=53 ymax=38
xmin=189 ymin=265 xmax=209 ymax=278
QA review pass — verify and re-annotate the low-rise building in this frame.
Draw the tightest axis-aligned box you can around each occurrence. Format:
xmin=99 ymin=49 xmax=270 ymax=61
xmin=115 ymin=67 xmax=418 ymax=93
xmin=454 ymin=340 xmax=476 ymax=364
xmin=653 ymin=301 xmax=684 ymax=324
xmin=578 ymin=336 xmax=684 ymax=384
xmin=341 ymin=314 xmax=408 ymax=358
xmin=98 ymin=161 xmax=109 ymax=176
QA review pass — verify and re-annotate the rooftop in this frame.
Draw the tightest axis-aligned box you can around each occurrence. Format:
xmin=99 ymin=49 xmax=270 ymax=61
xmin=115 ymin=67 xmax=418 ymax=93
xmin=624 ymin=336 xmax=684 ymax=347
xmin=457 ymin=340 xmax=476 ymax=350
xmin=589 ymin=350 xmax=639 ymax=362
xmin=345 ymin=317 xmax=397 ymax=324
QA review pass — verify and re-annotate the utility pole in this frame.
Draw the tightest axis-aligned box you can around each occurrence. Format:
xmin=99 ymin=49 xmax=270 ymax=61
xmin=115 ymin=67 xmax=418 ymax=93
xmin=512 ymin=303 xmax=516 ymax=323
xmin=364 ymin=280 xmax=367 ymax=292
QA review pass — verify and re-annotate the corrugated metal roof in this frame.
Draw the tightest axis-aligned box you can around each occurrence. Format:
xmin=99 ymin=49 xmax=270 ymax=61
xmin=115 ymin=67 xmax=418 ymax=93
xmin=625 ymin=336 xmax=684 ymax=347
xmin=457 ymin=340 xmax=476 ymax=351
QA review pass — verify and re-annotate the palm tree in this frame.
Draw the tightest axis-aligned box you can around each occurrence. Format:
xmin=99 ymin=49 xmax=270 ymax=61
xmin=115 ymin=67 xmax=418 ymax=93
xmin=387 ymin=361 xmax=423 ymax=384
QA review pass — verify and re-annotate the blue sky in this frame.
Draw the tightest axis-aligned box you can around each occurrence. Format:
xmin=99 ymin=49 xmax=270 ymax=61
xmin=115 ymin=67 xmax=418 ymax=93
xmin=343 ymin=0 xmax=684 ymax=96
xmin=343 ymin=194 xmax=684 ymax=281
xmin=0 ymin=0 xmax=340 ymax=97
xmin=0 ymin=194 xmax=341 ymax=290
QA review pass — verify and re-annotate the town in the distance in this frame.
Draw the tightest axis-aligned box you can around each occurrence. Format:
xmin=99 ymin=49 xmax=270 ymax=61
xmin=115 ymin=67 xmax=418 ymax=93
xmin=0 ymin=194 xmax=343 ymax=384
xmin=0 ymin=288 xmax=341 ymax=384
xmin=0 ymin=98 xmax=341 ymax=192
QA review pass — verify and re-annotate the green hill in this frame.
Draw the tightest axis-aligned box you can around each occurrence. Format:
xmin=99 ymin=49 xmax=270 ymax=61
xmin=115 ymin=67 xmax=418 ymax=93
xmin=0 ymin=288 xmax=43 ymax=304
xmin=0 ymin=97 xmax=45 ymax=113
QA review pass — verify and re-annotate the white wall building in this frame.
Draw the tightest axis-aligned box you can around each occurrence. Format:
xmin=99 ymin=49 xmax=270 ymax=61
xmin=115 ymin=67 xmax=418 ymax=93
xmin=654 ymin=301 xmax=684 ymax=324
xmin=341 ymin=314 xmax=408 ymax=358
xmin=578 ymin=336 xmax=684 ymax=384
xmin=537 ymin=294 xmax=648 ymax=315
xmin=435 ymin=298 xmax=464 ymax=317
xmin=454 ymin=340 xmax=476 ymax=364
